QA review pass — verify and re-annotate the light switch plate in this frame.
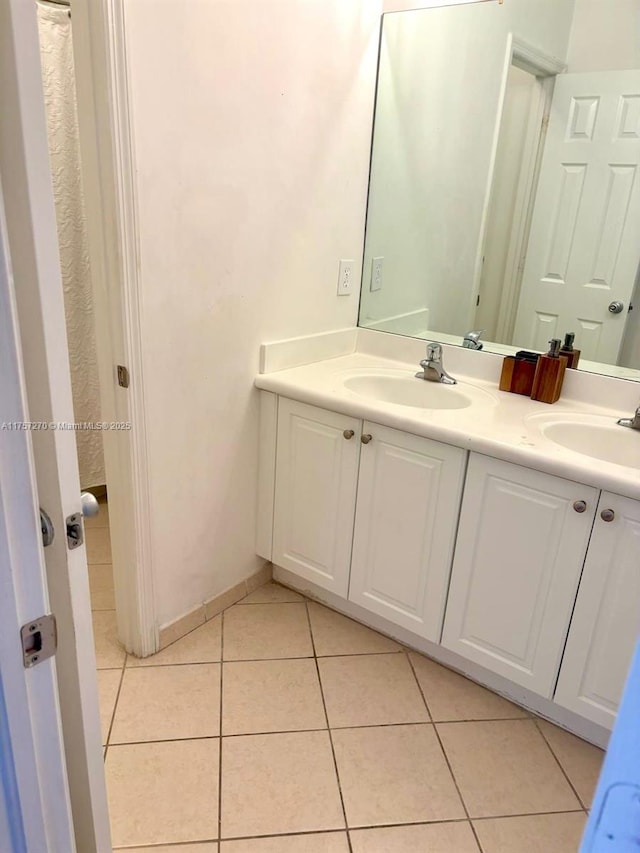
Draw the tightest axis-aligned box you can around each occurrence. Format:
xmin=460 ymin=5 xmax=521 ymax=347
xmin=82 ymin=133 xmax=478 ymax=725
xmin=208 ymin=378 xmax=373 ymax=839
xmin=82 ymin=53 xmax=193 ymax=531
xmin=337 ymin=259 xmax=355 ymax=296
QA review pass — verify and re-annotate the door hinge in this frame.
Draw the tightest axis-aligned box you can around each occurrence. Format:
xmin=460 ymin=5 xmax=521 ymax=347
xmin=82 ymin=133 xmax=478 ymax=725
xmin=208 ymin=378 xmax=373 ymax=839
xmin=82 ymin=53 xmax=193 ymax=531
xmin=117 ymin=364 xmax=130 ymax=388
xmin=21 ymin=615 xmax=57 ymax=668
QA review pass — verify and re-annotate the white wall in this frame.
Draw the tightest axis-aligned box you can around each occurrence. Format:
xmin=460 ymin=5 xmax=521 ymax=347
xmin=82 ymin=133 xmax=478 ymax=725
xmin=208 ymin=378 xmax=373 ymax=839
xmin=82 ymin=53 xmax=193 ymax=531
xmin=123 ymin=0 xmax=381 ymax=626
xmin=568 ymin=0 xmax=640 ymax=71
xmin=360 ymin=0 xmax=576 ymax=336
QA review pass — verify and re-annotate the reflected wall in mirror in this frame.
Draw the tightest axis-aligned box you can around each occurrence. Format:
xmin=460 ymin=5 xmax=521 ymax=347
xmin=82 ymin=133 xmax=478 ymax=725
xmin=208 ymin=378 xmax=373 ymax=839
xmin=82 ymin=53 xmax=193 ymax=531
xmin=359 ymin=0 xmax=640 ymax=381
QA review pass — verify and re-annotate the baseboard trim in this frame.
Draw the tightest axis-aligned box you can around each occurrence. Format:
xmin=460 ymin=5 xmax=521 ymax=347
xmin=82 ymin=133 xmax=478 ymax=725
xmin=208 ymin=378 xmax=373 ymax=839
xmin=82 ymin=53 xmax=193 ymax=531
xmin=157 ymin=563 xmax=272 ymax=651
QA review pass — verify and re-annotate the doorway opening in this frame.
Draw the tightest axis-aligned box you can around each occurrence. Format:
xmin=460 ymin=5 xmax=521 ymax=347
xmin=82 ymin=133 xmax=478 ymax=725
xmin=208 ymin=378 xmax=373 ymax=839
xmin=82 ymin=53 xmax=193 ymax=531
xmin=36 ymin=0 xmax=119 ymax=643
xmin=476 ymin=48 xmax=558 ymax=346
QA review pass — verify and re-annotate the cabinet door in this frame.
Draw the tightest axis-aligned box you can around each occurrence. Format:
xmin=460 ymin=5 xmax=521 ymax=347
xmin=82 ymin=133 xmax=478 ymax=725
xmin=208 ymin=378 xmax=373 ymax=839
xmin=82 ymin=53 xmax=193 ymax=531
xmin=555 ymin=492 xmax=640 ymax=729
xmin=273 ymin=398 xmax=360 ymax=596
xmin=349 ymin=423 xmax=466 ymax=641
xmin=442 ymin=454 xmax=597 ymax=696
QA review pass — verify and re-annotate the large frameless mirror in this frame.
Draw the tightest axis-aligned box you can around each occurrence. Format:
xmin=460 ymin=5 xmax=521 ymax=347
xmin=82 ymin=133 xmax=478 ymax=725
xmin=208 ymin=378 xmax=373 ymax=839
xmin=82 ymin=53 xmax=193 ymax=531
xmin=359 ymin=0 xmax=640 ymax=381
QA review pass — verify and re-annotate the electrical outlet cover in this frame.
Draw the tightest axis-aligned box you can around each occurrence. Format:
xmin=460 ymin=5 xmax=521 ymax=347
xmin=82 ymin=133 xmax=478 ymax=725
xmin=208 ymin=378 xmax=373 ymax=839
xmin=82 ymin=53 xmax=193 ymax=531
xmin=337 ymin=259 xmax=355 ymax=296
xmin=370 ymin=256 xmax=384 ymax=292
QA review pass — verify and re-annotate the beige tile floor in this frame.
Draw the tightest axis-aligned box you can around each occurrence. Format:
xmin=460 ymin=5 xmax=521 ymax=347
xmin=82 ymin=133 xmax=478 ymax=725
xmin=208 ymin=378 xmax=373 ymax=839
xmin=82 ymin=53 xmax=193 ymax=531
xmin=87 ymin=506 xmax=603 ymax=852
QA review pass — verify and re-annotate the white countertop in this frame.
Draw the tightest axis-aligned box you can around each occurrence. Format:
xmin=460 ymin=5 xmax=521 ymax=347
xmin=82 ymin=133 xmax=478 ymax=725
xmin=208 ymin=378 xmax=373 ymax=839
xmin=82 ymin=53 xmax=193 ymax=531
xmin=255 ymin=350 xmax=640 ymax=501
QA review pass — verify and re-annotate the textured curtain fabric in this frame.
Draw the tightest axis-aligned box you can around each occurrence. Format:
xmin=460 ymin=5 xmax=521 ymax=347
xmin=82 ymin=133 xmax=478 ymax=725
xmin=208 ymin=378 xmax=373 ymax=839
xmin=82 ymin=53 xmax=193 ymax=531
xmin=37 ymin=3 xmax=105 ymax=488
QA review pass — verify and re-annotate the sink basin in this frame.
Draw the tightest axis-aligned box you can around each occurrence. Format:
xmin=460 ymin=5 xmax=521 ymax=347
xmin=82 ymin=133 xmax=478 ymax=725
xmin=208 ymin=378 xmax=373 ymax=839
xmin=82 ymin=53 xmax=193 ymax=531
xmin=527 ymin=413 xmax=640 ymax=469
xmin=341 ymin=371 xmax=496 ymax=411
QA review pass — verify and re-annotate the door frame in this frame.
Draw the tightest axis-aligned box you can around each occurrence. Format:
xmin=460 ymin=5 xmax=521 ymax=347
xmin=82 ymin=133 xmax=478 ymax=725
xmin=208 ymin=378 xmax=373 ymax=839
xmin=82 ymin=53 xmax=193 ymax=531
xmin=71 ymin=0 xmax=157 ymax=657
xmin=471 ymin=34 xmax=565 ymax=341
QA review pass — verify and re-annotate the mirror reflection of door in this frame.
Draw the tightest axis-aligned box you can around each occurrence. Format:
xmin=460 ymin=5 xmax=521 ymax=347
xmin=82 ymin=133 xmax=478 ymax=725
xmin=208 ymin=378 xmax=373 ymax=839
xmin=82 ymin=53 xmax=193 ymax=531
xmin=359 ymin=0 xmax=640 ymax=379
xmin=508 ymin=71 xmax=640 ymax=365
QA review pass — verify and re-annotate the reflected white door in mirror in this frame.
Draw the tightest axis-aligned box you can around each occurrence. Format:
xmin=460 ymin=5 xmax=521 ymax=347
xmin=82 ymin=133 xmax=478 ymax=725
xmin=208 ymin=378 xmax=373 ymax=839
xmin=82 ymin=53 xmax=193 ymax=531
xmin=358 ymin=0 xmax=640 ymax=382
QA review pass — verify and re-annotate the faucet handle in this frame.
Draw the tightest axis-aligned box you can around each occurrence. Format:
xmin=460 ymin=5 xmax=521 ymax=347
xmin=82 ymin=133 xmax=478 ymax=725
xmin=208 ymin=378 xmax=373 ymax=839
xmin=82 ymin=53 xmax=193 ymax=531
xmin=463 ymin=330 xmax=485 ymax=350
xmin=425 ymin=342 xmax=442 ymax=361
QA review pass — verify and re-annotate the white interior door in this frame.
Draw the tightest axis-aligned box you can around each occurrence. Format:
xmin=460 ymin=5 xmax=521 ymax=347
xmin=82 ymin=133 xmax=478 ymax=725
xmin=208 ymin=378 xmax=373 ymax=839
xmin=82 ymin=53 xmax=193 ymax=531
xmin=513 ymin=71 xmax=640 ymax=363
xmin=0 ymin=173 xmax=76 ymax=853
xmin=0 ymin=1 xmax=111 ymax=850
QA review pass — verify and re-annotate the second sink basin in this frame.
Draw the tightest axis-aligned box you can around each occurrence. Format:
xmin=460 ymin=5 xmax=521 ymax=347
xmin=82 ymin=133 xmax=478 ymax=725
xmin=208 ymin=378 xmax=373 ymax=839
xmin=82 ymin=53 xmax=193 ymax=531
xmin=342 ymin=371 xmax=497 ymax=411
xmin=527 ymin=413 xmax=640 ymax=469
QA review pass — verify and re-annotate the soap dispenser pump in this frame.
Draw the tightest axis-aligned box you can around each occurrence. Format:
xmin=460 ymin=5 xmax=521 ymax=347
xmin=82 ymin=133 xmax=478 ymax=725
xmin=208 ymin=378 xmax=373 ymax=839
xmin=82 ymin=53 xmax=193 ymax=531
xmin=559 ymin=332 xmax=581 ymax=368
xmin=531 ymin=338 xmax=566 ymax=403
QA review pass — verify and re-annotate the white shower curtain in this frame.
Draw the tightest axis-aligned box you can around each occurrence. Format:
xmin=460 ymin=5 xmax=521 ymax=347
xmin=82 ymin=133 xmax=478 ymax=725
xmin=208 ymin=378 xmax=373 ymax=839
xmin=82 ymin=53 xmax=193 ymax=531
xmin=37 ymin=2 xmax=106 ymax=489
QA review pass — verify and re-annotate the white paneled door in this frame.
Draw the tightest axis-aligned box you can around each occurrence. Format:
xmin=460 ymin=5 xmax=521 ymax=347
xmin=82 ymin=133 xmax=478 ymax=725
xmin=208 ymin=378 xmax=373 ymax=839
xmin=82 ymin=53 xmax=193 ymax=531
xmin=349 ymin=424 xmax=466 ymax=641
xmin=442 ymin=454 xmax=598 ymax=697
xmin=513 ymin=71 xmax=640 ymax=363
xmin=555 ymin=492 xmax=640 ymax=730
xmin=273 ymin=399 xmax=361 ymax=597
xmin=1 ymin=1 xmax=111 ymax=848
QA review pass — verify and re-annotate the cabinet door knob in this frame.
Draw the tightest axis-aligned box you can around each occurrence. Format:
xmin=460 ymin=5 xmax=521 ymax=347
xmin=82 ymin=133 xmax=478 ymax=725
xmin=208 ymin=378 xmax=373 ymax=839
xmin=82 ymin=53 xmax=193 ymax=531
xmin=600 ymin=508 xmax=615 ymax=522
xmin=361 ymin=433 xmax=373 ymax=444
xmin=573 ymin=500 xmax=587 ymax=513
xmin=343 ymin=429 xmax=355 ymax=440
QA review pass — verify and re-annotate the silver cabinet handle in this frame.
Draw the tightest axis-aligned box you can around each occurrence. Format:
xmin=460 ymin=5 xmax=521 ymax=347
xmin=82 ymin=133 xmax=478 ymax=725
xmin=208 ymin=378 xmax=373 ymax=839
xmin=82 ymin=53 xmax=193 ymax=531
xmin=600 ymin=508 xmax=615 ymax=522
xmin=343 ymin=429 xmax=354 ymax=440
xmin=608 ymin=301 xmax=625 ymax=314
xmin=573 ymin=500 xmax=587 ymax=513
xmin=361 ymin=434 xmax=373 ymax=445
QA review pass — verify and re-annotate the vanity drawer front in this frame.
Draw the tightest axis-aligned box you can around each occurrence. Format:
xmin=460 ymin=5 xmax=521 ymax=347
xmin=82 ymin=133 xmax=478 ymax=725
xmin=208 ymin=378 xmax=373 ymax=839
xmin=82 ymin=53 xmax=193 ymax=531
xmin=349 ymin=423 xmax=466 ymax=642
xmin=555 ymin=491 xmax=640 ymax=730
xmin=272 ymin=398 xmax=361 ymax=597
xmin=442 ymin=454 xmax=597 ymax=697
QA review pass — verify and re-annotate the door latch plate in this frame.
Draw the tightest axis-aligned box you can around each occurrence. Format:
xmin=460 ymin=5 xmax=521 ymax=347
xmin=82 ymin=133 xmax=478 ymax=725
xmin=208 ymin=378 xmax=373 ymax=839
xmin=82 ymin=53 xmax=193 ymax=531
xmin=21 ymin=615 xmax=57 ymax=668
xmin=117 ymin=364 xmax=130 ymax=388
xmin=66 ymin=512 xmax=84 ymax=549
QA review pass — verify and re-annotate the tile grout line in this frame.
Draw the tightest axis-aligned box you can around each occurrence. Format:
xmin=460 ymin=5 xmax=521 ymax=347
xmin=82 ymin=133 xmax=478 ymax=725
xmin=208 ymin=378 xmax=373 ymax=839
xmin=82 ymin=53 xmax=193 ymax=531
xmin=102 ymin=607 xmax=128 ymax=760
xmin=405 ymin=652 xmax=483 ymax=853
xmin=118 ymin=649 xmax=405 ymax=670
xmin=532 ymin=717 xmax=590 ymax=809
xmin=110 ymin=809 xmax=586 ymax=848
xmin=218 ymin=608 xmax=225 ymax=843
xmin=305 ymin=600 xmax=353 ymax=853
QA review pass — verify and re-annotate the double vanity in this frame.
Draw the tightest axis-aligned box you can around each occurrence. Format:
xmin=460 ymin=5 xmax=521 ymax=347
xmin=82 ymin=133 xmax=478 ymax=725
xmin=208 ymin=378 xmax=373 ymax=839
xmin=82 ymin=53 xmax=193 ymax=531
xmin=256 ymin=330 xmax=640 ymax=750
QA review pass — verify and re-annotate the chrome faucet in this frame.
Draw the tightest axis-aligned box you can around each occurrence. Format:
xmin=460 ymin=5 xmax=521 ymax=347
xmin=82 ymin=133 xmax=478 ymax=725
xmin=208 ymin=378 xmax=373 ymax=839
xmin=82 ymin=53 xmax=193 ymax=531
xmin=463 ymin=330 xmax=484 ymax=350
xmin=618 ymin=405 xmax=640 ymax=430
xmin=416 ymin=342 xmax=457 ymax=385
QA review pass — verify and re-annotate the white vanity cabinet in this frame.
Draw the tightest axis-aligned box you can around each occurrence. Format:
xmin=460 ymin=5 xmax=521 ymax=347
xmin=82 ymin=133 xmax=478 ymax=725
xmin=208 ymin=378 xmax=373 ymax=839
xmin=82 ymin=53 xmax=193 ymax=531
xmin=271 ymin=398 xmax=466 ymax=636
xmin=441 ymin=454 xmax=598 ymax=697
xmin=263 ymin=389 xmax=640 ymax=740
xmin=349 ymin=422 xmax=466 ymax=641
xmin=272 ymin=398 xmax=361 ymax=597
xmin=554 ymin=492 xmax=640 ymax=729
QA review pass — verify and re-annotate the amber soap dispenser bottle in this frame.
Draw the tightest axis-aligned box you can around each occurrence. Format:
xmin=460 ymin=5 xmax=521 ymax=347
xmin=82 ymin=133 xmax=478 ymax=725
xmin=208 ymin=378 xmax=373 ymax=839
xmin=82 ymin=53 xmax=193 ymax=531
xmin=531 ymin=338 xmax=566 ymax=403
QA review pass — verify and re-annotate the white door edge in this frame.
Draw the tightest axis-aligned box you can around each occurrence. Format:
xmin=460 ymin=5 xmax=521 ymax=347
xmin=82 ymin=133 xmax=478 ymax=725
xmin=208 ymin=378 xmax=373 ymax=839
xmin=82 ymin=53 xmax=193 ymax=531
xmin=72 ymin=0 xmax=157 ymax=658
xmin=0 ymin=177 xmax=75 ymax=853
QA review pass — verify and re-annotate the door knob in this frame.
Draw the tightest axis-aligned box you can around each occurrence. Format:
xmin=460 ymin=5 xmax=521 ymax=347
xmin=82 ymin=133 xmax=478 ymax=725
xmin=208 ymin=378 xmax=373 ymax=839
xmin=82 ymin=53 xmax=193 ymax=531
xmin=608 ymin=301 xmax=625 ymax=314
xmin=573 ymin=500 xmax=587 ymax=513
xmin=343 ymin=429 xmax=355 ymax=440
xmin=361 ymin=434 xmax=373 ymax=444
xmin=81 ymin=492 xmax=100 ymax=518
xmin=600 ymin=508 xmax=615 ymax=522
